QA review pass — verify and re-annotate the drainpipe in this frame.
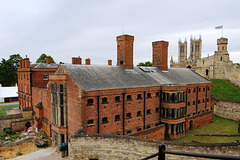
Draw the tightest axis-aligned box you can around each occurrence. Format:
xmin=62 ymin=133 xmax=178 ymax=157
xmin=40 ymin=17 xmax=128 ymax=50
xmin=159 ymin=90 xmax=162 ymax=123
xmin=143 ymin=91 xmax=146 ymax=130
xmin=186 ymin=89 xmax=188 ymax=116
xmin=205 ymin=86 xmax=207 ymax=111
xmin=196 ymin=87 xmax=198 ymax=114
xmin=122 ymin=93 xmax=125 ymax=135
xmin=97 ymin=96 xmax=100 ymax=134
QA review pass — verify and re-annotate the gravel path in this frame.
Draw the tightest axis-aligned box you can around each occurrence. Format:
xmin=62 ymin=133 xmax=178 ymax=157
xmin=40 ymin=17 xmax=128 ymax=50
xmin=8 ymin=147 xmax=68 ymax=160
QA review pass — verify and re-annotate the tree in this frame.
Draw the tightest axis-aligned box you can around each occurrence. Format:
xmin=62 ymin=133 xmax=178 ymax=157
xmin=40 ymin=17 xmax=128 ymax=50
xmin=36 ymin=53 xmax=55 ymax=63
xmin=137 ymin=61 xmax=152 ymax=66
xmin=0 ymin=54 xmax=22 ymax=86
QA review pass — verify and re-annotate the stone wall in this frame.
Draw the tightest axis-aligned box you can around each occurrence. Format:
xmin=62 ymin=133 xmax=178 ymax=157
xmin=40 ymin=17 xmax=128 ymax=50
xmin=214 ymin=100 xmax=240 ymax=121
xmin=69 ymin=134 xmax=240 ymax=160
xmin=0 ymin=109 xmax=32 ymax=132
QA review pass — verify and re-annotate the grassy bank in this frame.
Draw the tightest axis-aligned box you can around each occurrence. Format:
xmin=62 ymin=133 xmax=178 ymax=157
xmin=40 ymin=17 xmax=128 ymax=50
xmin=210 ymin=79 xmax=240 ymax=102
xmin=172 ymin=116 xmax=240 ymax=143
xmin=0 ymin=104 xmax=19 ymax=116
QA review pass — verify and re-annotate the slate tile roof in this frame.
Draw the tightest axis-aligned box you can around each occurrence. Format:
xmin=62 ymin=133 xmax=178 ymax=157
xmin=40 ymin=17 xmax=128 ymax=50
xmin=63 ymin=64 xmax=210 ymax=91
xmin=30 ymin=63 xmax=59 ymax=69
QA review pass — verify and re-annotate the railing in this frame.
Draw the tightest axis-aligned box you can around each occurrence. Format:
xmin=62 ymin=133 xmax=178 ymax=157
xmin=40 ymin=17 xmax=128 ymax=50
xmin=140 ymin=144 xmax=240 ymax=160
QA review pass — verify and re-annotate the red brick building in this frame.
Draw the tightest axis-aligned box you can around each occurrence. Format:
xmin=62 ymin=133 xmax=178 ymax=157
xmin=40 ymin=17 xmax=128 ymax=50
xmin=17 ymin=57 xmax=59 ymax=127
xmin=18 ymin=34 xmax=214 ymax=146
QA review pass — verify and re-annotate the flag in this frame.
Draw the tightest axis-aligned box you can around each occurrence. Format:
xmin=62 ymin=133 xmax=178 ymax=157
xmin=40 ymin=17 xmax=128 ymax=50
xmin=215 ymin=25 xmax=223 ymax=29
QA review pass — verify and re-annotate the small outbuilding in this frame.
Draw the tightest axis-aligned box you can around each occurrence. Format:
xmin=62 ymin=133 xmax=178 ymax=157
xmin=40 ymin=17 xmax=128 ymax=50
xmin=0 ymin=84 xmax=18 ymax=103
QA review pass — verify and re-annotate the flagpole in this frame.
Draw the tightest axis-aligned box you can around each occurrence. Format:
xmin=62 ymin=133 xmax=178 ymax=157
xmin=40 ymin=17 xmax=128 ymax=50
xmin=222 ymin=26 xmax=223 ymax=37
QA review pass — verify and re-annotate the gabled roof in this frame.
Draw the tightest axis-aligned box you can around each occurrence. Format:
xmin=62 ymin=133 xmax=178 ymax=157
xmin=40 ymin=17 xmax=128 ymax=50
xmin=63 ymin=64 xmax=211 ymax=91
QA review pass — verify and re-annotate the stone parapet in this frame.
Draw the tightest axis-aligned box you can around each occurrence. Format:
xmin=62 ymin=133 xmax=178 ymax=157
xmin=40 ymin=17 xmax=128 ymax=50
xmin=69 ymin=134 xmax=240 ymax=160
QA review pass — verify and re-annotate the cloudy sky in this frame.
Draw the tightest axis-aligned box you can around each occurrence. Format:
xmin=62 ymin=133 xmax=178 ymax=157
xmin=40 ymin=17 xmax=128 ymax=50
xmin=1 ymin=0 xmax=239 ymax=66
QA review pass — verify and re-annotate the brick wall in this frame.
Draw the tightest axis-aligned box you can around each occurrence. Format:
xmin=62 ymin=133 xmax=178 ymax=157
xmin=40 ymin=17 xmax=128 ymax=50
xmin=31 ymin=69 xmax=56 ymax=88
xmin=18 ymin=67 xmax=31 ymax=108
xmin=185 ymin=111 xmax=213 ymax=131
xmin=132 ymin=124 xmax=165 ymax=140
xmin=80 ymin=86 xmax=162 ymax=136
xmin=66 ymin=74 xmax=83 ymax=137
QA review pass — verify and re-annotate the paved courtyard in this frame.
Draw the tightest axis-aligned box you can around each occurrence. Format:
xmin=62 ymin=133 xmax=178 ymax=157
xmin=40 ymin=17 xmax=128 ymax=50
xmin=9 ymin=147 xmax=68 ymax=160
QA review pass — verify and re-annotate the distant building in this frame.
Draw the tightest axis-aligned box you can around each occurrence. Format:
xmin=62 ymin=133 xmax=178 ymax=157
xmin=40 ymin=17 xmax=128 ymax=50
xmin=18 ymin=34 xmax=215 ymax=148
xmin=171 ymin=36 xmax=240 ymax=87
xmin=17 ymin=57 xmax=59 ymax=108
xmin=0 ymin=83 xmax=18 ymax=103
xmin=170 ymin=36 xmax=202 ymax=69
xmin=195 ymin=37 xmax=240 ymax=87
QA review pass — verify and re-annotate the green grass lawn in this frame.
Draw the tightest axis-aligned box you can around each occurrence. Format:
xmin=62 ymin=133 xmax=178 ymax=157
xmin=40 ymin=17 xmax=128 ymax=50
xmin=210 ymin=79 xmax=240 ymax=102
xmin=172 ymin=116 xmax=240 ymax=143
xmin=0 ymin=104 xmax=19 ymax=116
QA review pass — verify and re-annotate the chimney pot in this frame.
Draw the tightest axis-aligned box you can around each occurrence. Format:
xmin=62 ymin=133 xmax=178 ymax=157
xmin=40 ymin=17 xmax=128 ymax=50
xmin=72 ymin=57 xmax=76 ymax=64
xmin=72 ymin=57 xmax=82 ymax=65
xmin=108 ymin=60 xmax=112 ymax=66
xmin=46 ymin=57 xmax=51 ymax=64
xmin=85 ymin=58 xmax=90 ymax=65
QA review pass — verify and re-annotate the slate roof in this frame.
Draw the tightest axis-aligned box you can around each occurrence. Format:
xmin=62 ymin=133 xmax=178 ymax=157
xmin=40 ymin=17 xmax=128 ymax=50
xmin=63 ymin=64 xmax=210 ymax=91
xmin=137 ymin=67 xmax=210 ymax=85
xmin=30 ymin=63 xmax=59 ymax=69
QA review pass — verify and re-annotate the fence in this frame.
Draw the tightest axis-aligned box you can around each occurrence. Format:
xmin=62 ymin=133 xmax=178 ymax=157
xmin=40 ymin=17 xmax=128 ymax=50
xmin=141 ymin=144 xmax=240 ymax=160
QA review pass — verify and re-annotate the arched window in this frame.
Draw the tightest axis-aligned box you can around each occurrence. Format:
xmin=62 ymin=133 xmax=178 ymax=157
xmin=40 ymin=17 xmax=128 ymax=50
xmin=220 ymin=56 xmax=222 ymax=61
xmin=206 ymin=69 xmax=209 ymax=76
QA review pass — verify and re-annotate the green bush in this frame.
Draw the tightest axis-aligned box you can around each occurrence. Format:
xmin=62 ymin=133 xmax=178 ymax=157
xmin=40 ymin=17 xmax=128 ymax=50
xmin=4 ymin=129 xmax=12 ymax=135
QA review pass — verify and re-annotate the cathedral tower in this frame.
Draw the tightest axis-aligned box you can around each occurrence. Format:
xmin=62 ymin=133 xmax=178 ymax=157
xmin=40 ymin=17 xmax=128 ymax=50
xmin=190 ymin=36 xmax=202 ymax=63
xmin=178 ymin=39 xmax=187 ymax=64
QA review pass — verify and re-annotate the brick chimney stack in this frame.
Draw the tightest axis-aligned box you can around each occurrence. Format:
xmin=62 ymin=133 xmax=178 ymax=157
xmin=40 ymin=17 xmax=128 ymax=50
xmin=152 ymin=41 xmax=169 ymax=71
xmin=72 ymin=57 xmax=82 ymax=65
xmin=21 ymin=59 xmax=25 ymax=68
xmin=24 ymin=58 xmax=30 ymax=68
xmin=85 ymin=58 xmax=90 ymax=65
xmin=116 ymin=34 xmax=134 ymax=69
xmin=108 ymin=60 xmax=112 ymax=66
xmin=46 ymin=57 xmax=51 ymax=64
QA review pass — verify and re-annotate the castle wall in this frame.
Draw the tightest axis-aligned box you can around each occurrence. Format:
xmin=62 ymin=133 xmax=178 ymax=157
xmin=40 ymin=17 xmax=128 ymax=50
xmin=225 ymin=63 xmax=240 ymax=88
xmin=69 ymin=134 xmax=240 ymax=160
xmin=214 ymin=100 xmax=240 ymax=121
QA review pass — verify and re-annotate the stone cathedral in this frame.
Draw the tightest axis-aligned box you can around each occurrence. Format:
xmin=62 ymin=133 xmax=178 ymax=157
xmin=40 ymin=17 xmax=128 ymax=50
xmin=170 ymin=36 xmax=202 ymax=69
